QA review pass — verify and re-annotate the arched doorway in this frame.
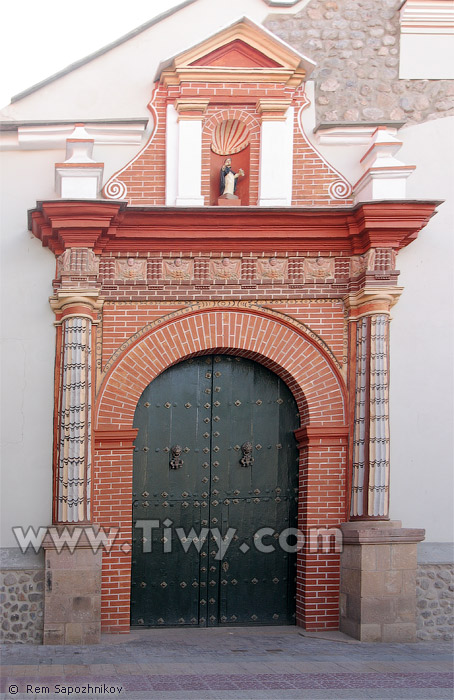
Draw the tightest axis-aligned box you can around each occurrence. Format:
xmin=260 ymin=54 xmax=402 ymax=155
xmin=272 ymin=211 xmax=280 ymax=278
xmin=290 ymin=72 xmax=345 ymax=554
xmin=131 ymin=354 xmax=300 ymax=627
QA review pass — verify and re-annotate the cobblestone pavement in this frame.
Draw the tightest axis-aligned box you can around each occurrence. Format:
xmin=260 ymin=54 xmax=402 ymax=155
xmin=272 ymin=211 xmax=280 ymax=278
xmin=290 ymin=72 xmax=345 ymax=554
xmin=1 ymin=627 xmax=453 ymax=699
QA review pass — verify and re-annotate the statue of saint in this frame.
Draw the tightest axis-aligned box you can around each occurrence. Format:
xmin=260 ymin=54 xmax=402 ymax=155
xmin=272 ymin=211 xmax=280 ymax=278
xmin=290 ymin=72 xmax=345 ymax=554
xmin=220 ymin=158 xmax=244 ymax=197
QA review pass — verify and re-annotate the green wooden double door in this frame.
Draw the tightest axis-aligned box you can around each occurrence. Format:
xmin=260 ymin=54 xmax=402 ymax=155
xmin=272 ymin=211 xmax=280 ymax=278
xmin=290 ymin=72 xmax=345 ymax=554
xmin=131 ymin=355 xmax=299 ymax=627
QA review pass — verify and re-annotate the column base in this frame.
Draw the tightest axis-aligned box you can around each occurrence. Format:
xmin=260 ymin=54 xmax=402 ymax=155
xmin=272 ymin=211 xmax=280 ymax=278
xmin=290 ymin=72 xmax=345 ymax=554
xmin=340 ymin=520 xmax=425 ymax=642
xmin=42 ymin=525 xmax=102 ymax=645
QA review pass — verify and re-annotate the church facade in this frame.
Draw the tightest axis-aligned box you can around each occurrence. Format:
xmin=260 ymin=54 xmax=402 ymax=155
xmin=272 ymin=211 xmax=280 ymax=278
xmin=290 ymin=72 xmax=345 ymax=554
xmin=1 ymin=0 xmax=452 ymax=645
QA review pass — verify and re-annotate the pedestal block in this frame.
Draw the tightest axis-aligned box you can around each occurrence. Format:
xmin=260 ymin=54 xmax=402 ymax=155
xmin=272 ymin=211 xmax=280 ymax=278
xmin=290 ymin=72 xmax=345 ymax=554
xmin=217 ymin=194 xmax=241 ymax=206
xmin=340 ymin=521 xmax=425 ymax=642
xmin=42 ymin=526 xmax=102 ymax=645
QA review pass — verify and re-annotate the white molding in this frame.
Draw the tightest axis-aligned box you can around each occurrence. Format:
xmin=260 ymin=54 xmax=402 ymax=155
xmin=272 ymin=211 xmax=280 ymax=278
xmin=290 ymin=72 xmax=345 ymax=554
xmin=400 ymin=0 xmax=454 ymax=31
xmin=0 ymin=122 xmax=147 ymax=151
xmin=314 ymin=126 xmax=400 ymax=146
xmin=353 ymin=127 xmax=415 ymax=202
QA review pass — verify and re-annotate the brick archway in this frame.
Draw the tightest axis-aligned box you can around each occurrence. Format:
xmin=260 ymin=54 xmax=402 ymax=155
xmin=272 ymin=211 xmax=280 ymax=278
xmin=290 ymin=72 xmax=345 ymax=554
xmin=93 ymin=307 xmax=348 ymax=633
xmin=95 ymin=307 xmax=346 ymax=430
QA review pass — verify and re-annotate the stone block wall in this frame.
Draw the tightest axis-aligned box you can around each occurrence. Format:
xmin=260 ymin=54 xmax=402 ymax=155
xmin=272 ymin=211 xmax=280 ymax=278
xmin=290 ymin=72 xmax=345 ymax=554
xmin=416 ymin=563 xmax=454 ymax=641
xmin=0 ymin=550 xmax=44 ymax=644
xmin=265 ymin=0 xmax=454 ymax=125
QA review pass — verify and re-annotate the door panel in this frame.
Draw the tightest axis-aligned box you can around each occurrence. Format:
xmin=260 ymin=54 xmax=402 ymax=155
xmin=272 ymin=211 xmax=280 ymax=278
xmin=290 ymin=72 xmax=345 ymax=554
xmin=131 ymin=355 xmax=299 ymax=627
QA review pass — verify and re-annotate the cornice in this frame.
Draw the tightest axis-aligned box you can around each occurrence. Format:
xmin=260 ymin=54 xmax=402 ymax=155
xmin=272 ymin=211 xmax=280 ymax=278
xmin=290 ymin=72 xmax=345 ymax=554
xmin=28 ymin=200 xmax=440 ymax=256
xmin=160 ymin=67 xmax=306 ymax=88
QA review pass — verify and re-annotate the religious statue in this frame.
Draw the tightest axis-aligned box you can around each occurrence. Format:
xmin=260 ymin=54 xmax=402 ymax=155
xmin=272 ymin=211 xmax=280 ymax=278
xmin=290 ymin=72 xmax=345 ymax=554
xmin=220 ymin=158 xmax=244 ymax=197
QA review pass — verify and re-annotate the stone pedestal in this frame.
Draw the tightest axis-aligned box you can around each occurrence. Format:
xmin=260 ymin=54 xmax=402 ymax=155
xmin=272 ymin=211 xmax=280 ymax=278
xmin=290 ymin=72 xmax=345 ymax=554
xmin=340 ymin=521 xmax=425 ymax=642
xmin=42 ymin=526 xmax=102 ymax=645
xmin=218 ymin=194 xmax=241 ymax=206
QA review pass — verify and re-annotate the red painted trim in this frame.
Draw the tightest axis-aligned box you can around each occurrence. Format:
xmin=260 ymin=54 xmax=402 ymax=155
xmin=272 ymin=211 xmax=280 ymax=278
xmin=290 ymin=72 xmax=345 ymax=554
xmin=94 ymin=429 xmax=138 ymax=450
xmin=52 ymin=324 xmax=63 ymax=524
xmin=189 ymin=39 xmax=282 ymax=68
xmin=294 ymin=424 xmax=349 ymax=448
xmin=346 ymin=320 xmax=358 ymax=521
xmin=29 ymin=200 xmax=440 ymax=256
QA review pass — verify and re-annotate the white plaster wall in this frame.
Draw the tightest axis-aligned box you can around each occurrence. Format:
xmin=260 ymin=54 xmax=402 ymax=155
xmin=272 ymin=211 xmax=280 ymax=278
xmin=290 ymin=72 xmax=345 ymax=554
xmin=0 ymin=151 xmax=57 ymax=547
xmin=388 ymin=116 xmax=454 ymax=542
xmin=0 ymin=140 xmax=142 ymax=548
xmin=400 ymin=34 xmax=454 ymax=79
xmin=0 ymin=0 xmax=295 ymax=123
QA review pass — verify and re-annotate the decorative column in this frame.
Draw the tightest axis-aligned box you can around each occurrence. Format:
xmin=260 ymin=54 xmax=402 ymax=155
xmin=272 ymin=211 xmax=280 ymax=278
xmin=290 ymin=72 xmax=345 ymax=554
xmin=257 ymin=99 xmax=293 ymax=206
xmin=341 ymin=285 xmax=425 ymax=642
xmin=351 ymin=312 xmax=390 ymax=519
xmin=50 ymin=290 xmax=103 ymax=523
xmin=43 ymin=286 xmax=104 ymax=645
xmin=174 ymin=99 xmax=209 ymax=206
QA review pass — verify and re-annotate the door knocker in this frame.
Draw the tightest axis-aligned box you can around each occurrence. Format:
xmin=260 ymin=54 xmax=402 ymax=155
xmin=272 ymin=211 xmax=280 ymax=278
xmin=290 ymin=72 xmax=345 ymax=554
xmin=170 ymin=445 xmax=184 ymax=469
xmin=240 ymin=441 xmax=254 ymax=467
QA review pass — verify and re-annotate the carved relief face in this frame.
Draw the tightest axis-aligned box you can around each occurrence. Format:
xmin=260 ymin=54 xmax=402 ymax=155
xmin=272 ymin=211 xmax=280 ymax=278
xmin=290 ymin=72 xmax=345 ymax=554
xmin=269 ymin=257 xmax=278 ymax=266
xmin=222 ymin=258 xmax=230 ymax=267
xmin=127 ymin=258 xmax=135 ymax=266
xmin=174 ymin=258 xmax=182 ymax=267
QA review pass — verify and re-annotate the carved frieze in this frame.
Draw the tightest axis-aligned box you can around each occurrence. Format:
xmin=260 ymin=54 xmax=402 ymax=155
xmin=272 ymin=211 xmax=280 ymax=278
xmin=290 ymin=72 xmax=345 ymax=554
xmin=350 ymin=250 xmax=375 ymax=278
xmin=163 ymin=258 xmax=193 ymax=280
xmin=57 ymin=248 xmax=99 ymax=277
xmin=115 ymin=258 xmax=147 ymax=280
xmin=210 ymin=258 xmax=241 ymax=280
xmin=303 ymin=257 xmax=335 ymax=281
xmin=257 ymin=257 xmax=287 ymax=280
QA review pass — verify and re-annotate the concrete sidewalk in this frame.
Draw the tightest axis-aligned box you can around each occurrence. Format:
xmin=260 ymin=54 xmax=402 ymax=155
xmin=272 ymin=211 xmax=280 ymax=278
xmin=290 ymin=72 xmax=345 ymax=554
xmin=1 ymin=626 xmax=453 ymax=699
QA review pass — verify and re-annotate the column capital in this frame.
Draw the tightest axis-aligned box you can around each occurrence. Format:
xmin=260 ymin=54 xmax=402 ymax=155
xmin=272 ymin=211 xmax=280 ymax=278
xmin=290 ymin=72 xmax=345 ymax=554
xmin=295 ymin=424 xmax=349 ymax=449
xmin=256 ymin=98 xmax=292 ymax=121
xmin=174 ymin=98 xmax=209 ymax=119
xmin=50 ymin=290 xmax=104 ymax=323
xmin=345 ymin=286 xmax=403 ymax=318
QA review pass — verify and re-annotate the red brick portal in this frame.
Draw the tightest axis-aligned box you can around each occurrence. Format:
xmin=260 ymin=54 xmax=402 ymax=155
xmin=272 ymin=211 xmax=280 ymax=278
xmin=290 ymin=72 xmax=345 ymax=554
xmin=93 ymin=308 xmax=348 ymax=632
xmin=29 ymin=199 xmax=438 ymax=635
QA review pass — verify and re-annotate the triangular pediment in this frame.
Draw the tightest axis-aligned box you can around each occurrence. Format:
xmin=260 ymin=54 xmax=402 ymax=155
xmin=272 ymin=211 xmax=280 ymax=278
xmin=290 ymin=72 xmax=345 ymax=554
xmin=189 ymin=39 xmax=282 ymax=69
xmin=156 ymin=17 xmax=315 ymax=87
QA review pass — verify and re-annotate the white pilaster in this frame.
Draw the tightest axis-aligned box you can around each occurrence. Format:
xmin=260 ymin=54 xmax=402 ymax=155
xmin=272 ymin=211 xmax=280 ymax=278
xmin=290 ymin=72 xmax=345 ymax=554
xmin=258 ymin=104 xmax=294 ymax=206
xmin=165 ymin=104 xmax=179 ymax=206
xmin=175 ymin=118 xmax=204 ymax=206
